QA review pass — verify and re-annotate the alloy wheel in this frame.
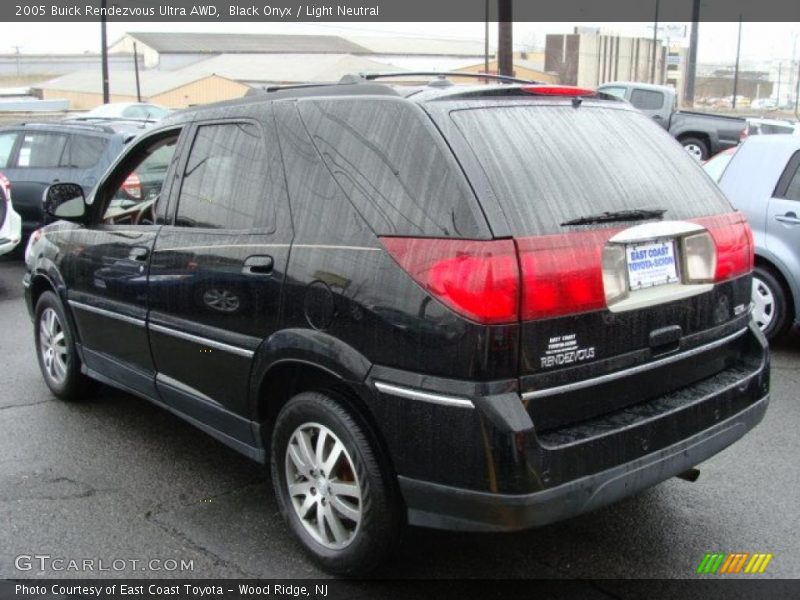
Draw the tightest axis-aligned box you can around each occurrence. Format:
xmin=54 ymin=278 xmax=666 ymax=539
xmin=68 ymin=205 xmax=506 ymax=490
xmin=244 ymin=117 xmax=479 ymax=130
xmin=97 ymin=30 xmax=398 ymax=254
xmin=752 ymin=275 xmax=776 ymax=332
xmin=684 ymin=144 xmax=704 ymax=161
xmin=39 ymin=307 xmax=68 ymax=385
xmin=284 ymin=422 xmax=363 ymax=549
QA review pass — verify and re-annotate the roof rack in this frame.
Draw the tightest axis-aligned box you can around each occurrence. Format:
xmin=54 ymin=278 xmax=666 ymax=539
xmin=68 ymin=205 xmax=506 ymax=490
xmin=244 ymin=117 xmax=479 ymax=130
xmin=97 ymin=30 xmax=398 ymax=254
xmin=255 ymin=71 xmax=540 ymax=95
xmin=358 ymin=72 xmax=541 ymax=85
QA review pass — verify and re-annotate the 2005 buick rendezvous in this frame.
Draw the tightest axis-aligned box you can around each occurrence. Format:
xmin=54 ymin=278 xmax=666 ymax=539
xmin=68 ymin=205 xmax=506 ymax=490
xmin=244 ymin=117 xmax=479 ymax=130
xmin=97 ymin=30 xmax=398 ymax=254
xmin=24 ymin=75 xmax=769 ymax=574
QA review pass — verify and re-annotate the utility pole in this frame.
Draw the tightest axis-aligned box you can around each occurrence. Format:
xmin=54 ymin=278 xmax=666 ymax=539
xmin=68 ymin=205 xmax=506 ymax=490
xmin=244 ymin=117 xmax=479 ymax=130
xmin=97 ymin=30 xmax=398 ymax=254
xmin=732 ymin=16 xmax=742 ymax=109
xmin=484 ymin=0 xmax=489 ymax=82
xmin=133 ymin=42 xmax=142 ymax=102
xmin=650 ymin=0 xmax=659 ymax=83
xmin=12 ymin=46 xmax=22 ymax=78
xmin=795 ymin=60 xmax=800 ymax=118
xmin=777 ymin=63 xmax=782 ymax=107
xmin=100 ymin=0 xmax=109 ymax=104
xmin=497 ymin=0 xmax=513 ymax=77
xmin=684 ymin=0 xmax=700 ymax=107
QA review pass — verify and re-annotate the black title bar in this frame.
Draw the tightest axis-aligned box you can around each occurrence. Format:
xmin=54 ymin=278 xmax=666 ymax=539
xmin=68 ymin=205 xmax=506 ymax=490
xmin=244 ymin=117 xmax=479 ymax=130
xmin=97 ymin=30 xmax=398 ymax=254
xmin=6 ymin=0 xmax=800 ymax=22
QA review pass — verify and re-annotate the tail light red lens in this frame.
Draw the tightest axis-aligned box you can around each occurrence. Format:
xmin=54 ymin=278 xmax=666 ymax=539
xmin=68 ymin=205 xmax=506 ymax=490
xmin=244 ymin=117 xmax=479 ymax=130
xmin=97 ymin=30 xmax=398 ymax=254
xmin=379 ymin=237 xmax=519 ymax=325
xmin=381 ymin=213 xmax=752 ymax=326
xmin=0 ymin=172 xmax=11 ymax=202
xmin=692 ymin=213 xmax=754 ymax=281
xmin=521 ymin=85 xmax=595 ymax=97
xmin=516 ymin=231 xmax=613 ymax=320
xmin=122 ymin=172 xmax=142 ymax=199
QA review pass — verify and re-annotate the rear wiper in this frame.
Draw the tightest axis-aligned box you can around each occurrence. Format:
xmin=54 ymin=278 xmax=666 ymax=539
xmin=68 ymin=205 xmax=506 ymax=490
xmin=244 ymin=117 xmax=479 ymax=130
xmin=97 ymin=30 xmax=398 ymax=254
xmin=560 ymin=208 xmax=666 ymax=226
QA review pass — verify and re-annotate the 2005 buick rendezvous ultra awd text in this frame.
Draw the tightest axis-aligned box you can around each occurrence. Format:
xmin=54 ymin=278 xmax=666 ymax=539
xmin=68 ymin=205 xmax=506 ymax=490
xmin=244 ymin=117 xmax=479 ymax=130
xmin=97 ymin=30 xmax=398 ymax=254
xmin=23 ymin=77 xmax=770 ymax=575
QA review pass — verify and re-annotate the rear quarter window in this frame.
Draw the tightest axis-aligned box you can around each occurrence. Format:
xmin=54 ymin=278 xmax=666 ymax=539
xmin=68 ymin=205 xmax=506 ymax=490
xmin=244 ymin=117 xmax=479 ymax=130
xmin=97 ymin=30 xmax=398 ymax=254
xmin=297 ymin=98 xmax=488 ymax=238
xmin=630 ymin=89 xmax=665 ymax=110
xmin=63 ymin=134 xmax=109 ymax=169
xmin=449 ymin=104 xmax=732 ymax=236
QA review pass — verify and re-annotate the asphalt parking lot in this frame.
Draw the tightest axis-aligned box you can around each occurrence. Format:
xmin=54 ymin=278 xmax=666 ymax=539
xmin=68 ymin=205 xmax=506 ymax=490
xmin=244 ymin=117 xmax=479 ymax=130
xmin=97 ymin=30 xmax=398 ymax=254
xmin=1 ymin=253 xmax=799 ymax=585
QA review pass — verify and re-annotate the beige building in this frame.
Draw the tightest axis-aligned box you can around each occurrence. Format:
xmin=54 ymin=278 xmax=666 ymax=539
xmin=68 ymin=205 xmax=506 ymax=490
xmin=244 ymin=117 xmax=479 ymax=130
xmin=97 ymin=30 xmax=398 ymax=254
xmin=452 ymin=52 xmax=559 ymax=84
xmin=545 ymin=30 xmax=669 ymax=89
xmin=34 ymin=70 xmax=249 ymax=109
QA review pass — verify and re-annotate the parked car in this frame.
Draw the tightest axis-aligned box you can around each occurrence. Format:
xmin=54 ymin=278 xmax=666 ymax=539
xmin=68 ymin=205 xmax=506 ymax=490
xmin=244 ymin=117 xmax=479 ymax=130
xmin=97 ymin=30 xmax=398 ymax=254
xmin=743 ymin=117 xmax=796 ymax=137
xmin=702 ymin=146 xmax=738 ymax=182
xmin=0 ymin=171 xmax=21 ymax=256
xmin=598 ymin=81 xmax=746 ymax=160
xmin=0 ymin=122 xmax=137 ymax=239
xmin=750 ymin=98 xmax=779 ymax=111
xmin=68 ymin=102 xmax=171 ymax=123
xmin=24 ymin=78 xmax=769 ymax=575
xmin=706 ymin=135 xmax=800 ymax=340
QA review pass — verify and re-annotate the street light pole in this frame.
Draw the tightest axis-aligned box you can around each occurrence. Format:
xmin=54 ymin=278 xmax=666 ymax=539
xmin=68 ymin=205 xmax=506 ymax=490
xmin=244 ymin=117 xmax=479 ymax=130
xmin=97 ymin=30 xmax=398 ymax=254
xmin=484 ymin=0 xmax=489 ymax=82
xmin=100 ymin=0 xmax=109 ymax=104
xmin=650 ymin=0 xmax=659 ymax=83
xmin=684 ymin=0 xmax=700 ymax=107
xmin=497 ymin=0 xmax=513 ymax=77
xmin=732 ymin=16 xmax=742 ymax=110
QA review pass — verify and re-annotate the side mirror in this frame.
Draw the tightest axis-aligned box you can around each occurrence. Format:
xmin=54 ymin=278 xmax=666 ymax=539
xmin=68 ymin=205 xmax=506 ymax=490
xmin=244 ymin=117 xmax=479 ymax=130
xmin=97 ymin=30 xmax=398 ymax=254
xmin=43 ymin=183 xmax=87 ymax=222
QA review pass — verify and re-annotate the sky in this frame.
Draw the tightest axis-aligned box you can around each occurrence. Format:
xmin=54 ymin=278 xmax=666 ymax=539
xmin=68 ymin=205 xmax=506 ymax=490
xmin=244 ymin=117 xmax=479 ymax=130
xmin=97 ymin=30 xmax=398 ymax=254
xmin=4 ymin=21 xmax=800 ymax=67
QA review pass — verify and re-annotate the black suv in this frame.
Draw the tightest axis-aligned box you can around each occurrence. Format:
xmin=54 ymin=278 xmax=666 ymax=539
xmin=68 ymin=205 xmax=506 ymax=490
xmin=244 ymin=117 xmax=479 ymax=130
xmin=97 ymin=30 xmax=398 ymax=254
xmin=0 ymin=121 xmax=143 ymax=239
xmin=23 ymin=77 xmax=770 ymax=575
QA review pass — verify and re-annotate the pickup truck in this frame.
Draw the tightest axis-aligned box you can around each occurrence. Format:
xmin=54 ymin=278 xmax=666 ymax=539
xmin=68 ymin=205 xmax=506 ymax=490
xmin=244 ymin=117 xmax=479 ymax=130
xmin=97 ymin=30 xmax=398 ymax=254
xmin=597 ymin=81 xmax=746 ymax=160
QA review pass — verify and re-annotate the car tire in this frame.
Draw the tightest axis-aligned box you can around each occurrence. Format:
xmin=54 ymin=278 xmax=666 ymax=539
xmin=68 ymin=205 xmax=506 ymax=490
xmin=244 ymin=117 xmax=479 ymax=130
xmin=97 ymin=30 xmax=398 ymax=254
xmin=681 ymin=137 xmax=709 ymax=161
xmin=34 ymin=291 xmax=90 ymax=401
xmin=752 ymin=266 xmax=791 ymax=341
xmin=271 ymin=391 xmax=403 ymax=575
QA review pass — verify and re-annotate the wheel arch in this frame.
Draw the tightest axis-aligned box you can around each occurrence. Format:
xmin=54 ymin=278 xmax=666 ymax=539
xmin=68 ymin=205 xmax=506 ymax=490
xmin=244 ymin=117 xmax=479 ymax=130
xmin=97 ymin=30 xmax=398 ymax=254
xmin=248 ymin=329 xmax=395 ymax=473
xmin=754 ymin=253 xmax=797 ymax=324
xmin=676 ymin=131 xmax=712 ymax=153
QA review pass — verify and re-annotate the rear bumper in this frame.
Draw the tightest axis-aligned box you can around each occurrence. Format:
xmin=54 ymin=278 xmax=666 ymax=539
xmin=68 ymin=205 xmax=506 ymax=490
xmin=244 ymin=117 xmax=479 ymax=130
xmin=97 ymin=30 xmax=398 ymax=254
xmin=399 ymin=392 xmax=768 ymax=532
xmin=368 ymin=320 xmax=769 ymax=532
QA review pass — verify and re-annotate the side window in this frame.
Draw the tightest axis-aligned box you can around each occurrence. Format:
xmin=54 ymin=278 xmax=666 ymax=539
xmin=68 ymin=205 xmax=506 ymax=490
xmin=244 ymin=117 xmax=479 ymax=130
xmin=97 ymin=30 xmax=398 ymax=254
xmin=0 ymin=132 xmax=18 ymax=168
xmin=175 ymin=122 xmax=273 ymax=230
xmin=297 ymin=98 xmax=487 ymax=237
xmin=629 ymin=89 xmax=665 ymax=111
xmin=15 ymin=132 xmax=68 ymax=168
xmin=600 ymin=86 xmax=627 ymax=100
xmin=122 ymin=105 xmax=148 ymax=119
xmin=63 ymin=134 xmax=109 ymax=169
xmin=783 ymin=163 xmax=800 ymax=202
xmin=102 ymin=134 xmax=178 ymax=225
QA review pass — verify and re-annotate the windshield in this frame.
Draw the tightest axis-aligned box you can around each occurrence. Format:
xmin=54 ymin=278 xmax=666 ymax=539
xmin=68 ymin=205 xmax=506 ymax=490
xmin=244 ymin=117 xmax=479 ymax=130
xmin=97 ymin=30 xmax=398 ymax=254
xmin=703 ymin=149 xmax=736 ymax=182
xmin=450 ymin=104 xmax=732 ymax=235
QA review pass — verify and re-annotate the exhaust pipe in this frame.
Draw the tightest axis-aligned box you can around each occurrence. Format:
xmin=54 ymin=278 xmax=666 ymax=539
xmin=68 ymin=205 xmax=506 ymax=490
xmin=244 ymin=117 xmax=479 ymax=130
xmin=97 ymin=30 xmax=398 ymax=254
xmin=676 ymin=468 xmax=700 ymax=482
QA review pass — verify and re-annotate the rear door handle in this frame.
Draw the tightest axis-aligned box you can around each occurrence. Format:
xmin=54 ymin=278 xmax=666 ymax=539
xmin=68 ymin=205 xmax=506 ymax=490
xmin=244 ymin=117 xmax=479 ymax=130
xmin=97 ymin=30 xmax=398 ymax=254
xmin=128 ymin=246 xmax=149 ymax=261
xmin=775 ymin=212 xmax=800 ymax=225
xmin=243 ymin=255 xmax=274 ymax=276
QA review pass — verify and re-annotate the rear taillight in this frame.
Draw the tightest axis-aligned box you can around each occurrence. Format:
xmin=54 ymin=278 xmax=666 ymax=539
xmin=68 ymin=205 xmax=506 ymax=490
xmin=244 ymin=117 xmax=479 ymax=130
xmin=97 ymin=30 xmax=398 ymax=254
xmin=0 ymin=172 xmax=11 ymax=202
xmin=692 ymin=213 xmax=753 ymax=281
xmin=379 ymin=237 xmax=519 ymax=325
xmin=521 ymin=85 xmax=594 ymax=97
xmin=381 ymin=214 xmax=752 ymax=326
xmin=122 ymin=172 xmax=142 ymax=199
xmin=516 ymin=231 xmax=612 ymax=320
xmin=740 ymin=125 xmax=749 ymax=141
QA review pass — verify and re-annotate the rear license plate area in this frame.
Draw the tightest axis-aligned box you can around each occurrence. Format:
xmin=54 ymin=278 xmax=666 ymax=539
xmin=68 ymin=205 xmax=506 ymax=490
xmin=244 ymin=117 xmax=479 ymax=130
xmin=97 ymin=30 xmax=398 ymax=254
xmin=626 ymin=240 xmax=679 ymax=291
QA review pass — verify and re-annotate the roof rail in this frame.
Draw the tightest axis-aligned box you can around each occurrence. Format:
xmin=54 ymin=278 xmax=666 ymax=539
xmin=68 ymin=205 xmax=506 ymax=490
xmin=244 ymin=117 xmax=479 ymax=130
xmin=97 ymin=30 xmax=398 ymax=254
xmin=358 ymin=72 xmax=541 ymax=85
xmin=20 ymin=121 xmax=119 ymax=134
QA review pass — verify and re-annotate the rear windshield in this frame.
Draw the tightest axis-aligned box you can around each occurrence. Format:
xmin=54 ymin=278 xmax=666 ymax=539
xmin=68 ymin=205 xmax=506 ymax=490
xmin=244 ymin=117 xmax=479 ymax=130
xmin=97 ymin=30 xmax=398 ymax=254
xmin=450 ymin=104 xmax=732 ymax=236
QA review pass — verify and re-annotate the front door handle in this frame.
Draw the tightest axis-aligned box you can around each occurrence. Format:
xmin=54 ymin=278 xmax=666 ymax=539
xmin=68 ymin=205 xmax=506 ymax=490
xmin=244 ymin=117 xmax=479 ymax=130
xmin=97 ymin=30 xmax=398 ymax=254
xmin=128 ymin=246 xmax=149 ymax=261
xmin=775 ymin=212 xmax=800 ymax=225
xmin=243 ymin=255 xmax=274 ymax=276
